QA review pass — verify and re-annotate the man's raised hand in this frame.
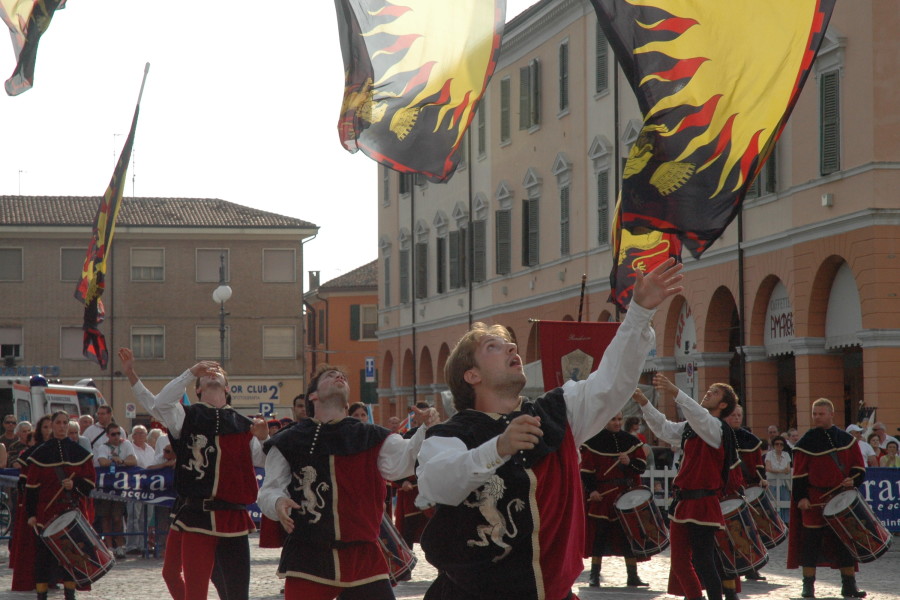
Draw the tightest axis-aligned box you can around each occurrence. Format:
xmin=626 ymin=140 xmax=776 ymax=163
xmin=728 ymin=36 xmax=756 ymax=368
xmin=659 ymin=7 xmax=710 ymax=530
xmin=632 ymin=257 xmax=684 ymax=310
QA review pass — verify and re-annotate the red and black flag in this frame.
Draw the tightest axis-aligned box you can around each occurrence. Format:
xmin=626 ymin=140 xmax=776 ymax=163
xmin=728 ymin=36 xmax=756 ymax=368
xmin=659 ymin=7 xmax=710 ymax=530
xmin=0 ymin=0 xmax=66 ymax=96
xmin=75 ymin=64 xmax=149 ymax=368
xmin=590 ymin=0 xmax=836 ymax=257
xmin=335 ymin=0 xmax=505 ymax=182
xmin=609 ymin=195 xmax=682 ymax=312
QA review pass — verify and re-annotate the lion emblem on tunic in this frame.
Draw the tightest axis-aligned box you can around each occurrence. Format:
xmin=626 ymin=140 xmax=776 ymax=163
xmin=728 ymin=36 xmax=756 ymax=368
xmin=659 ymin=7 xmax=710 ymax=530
xmin=292 ymin=465 xmax=330 ymax=524
xmin=181 ymin=434 xmax=215 ymax=479
xmin=463 ymin=474 xmax=525 ymax=562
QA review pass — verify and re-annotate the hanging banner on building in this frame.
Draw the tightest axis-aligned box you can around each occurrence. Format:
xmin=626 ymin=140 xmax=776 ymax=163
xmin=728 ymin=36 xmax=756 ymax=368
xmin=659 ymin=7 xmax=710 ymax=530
xmin=537 ymin=321 xmax=620 ymax=391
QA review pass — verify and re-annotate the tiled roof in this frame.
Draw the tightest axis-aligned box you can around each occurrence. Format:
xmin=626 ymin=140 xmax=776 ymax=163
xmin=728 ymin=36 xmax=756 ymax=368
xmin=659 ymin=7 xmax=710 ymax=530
xmin=0 ymin=196 xmax=317 ymax=229
xmin=320 ymin=259 xmax=378 ymax=290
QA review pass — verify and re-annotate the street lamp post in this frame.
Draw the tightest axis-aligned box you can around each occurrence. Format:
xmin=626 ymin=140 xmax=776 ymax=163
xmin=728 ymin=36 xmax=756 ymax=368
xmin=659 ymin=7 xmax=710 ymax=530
xmin=212 ymin=252 xmax=232 ymax=366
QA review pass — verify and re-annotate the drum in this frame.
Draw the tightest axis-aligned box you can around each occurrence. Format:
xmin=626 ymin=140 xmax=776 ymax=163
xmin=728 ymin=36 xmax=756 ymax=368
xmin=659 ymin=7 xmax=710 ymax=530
xmin=614 ymin=486 xmax=670 ymax=558
xmin=378 ymin=513 xmax=416 ymax=585
xmin=744 ymin=485 xmax=788 ymax=549
xmin=715 ymin=498 xmax=768 ymax=576
xmin=823 ymin=490 xmax=892 ymax=563
xmin=40 ymin=510 xmax=115 ymax=585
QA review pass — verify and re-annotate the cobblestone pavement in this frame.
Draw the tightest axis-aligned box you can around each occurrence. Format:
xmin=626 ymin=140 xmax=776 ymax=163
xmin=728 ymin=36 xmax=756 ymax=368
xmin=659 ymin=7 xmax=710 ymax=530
xmin=1 ymin=534 xmax=898 ymax=599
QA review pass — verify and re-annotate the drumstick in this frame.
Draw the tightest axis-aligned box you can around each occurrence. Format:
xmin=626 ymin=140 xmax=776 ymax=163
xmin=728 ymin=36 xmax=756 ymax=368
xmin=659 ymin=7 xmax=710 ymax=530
xmin=822 ymin=483 xmax=845 ymax=498
xmin=602 ymin=460 xmax=623 ymax=476
xmin=590 ymin=487 xmax=619 ymax=501
xmin=46 ymin=474 xmax=73 ymax=507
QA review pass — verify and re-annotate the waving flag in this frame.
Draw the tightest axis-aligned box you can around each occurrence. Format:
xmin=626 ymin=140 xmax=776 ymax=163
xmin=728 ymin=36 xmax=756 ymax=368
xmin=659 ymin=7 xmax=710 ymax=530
xmin=609 ymin=195 xmax=682 ymax=312
xmin=335 ymin=0 xmax=505 ymax=182
xmin=0 ymin=0 xmax=66 ymax=95
xmin=75 ymin=64 xmax=149 ymax=368
xmin=591 ymin=0 xmax=836 ymax=257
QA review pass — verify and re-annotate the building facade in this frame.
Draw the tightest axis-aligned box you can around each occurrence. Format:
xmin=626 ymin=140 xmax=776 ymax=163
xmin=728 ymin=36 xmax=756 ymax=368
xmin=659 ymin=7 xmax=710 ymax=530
xmin=303 ymin=260 xmax=381 ymax=419
xmin=0 ymin=196 xmax=317 ymax=425
xmin=376 ymin=0 xmax=900 ymax=435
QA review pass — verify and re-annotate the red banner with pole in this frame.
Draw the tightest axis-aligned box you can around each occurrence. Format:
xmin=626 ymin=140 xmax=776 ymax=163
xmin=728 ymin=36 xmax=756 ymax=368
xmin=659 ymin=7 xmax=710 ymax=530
xmin=537 ymin=321 xmax=620 ymax=392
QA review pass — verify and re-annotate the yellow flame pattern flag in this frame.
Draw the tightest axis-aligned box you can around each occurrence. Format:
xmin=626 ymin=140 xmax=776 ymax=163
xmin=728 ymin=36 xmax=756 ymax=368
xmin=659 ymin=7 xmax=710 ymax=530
xmin=335 ymin=0 xmax=506 ymax=182
xmin=591 ymin=0 xmax=836 ymax=257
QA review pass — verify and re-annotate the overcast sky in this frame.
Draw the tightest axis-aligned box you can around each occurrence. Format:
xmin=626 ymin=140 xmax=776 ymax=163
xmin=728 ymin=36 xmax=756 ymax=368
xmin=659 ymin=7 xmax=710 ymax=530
xmin=0 ymin=1 xmax=537 ymax=285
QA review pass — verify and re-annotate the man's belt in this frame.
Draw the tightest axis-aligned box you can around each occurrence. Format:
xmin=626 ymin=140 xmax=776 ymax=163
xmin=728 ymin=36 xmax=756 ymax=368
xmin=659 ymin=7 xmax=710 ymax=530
xmin=600 ymin=478 xmax=631 ymax=486
xmin=674 ymin=488 xmax=718 ymax=500
xmin=182 ymin=498 xmax=247 ymax=512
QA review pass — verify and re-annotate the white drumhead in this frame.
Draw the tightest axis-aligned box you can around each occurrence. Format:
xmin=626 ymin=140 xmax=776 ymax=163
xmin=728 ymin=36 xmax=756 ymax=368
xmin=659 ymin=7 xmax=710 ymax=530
xmin=616 ymin=488 xmax=652 ymax=510
xmin=720 ymin=498 xmax=745 ymax=514
xmin=42 ymin=510 xmax=79 ymax=536
xmin=823 ymin=490 xmax=858 ymax=516
xmin=744 ymin=486 xmax=764 ymax=502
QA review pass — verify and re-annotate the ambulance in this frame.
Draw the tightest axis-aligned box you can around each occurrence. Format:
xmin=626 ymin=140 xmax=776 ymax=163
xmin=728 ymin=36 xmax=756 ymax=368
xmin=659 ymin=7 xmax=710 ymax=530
xmin=3 ymin=375 xmax=106 ymax=423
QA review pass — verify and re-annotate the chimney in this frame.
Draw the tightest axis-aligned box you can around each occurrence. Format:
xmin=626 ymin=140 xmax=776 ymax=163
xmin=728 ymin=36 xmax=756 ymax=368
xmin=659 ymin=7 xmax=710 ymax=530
xmin=308 ymin=271 xmax=320 ymax=290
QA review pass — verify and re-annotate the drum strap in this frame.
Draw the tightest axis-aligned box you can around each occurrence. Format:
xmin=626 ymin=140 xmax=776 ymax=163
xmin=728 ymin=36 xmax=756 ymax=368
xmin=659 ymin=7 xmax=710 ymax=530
xmin=828 ymin=450 xmax=846 ymax=476
xmin=53 ymin=466 xmax=77 ymax=508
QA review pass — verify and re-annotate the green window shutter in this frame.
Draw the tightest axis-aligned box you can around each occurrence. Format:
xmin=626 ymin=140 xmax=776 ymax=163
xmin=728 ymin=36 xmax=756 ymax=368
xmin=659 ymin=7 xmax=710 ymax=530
xmin=519 ymin=66 xmax=530 ymax=130
xmin=560 ymin=185 xmax=570 ymax=256
xmin=449 ymin=230 xmax=460 ymax=289
xmin=496 ymin=209 xmax=511 ymax=275
xmin=820 ymin=71 xmax=840 ymax=175
xmin=477 ymin=107 xmax=486 ymax=156
xmin=359 ymin=369 xmax=378 ymax=404
xmin=436 ymin=236 xmax=446 ymax=294
xmin=559 ymin=43 xmax=569 ymax=111
xmin=500 ymin=78 xmax=511 ymax=142
xmin=530 ymin=59 xmax=541 ymax=126
xmin=415 ymin=242 xmax=427 ymax=299
xmin=597 ymin=171 xmax=610 ymax=245
xmin=596 ymin=25 xmax=608 ymax=93
xmin=350 ymin=304 xmax=360 ymax=341
xmin=399 ymin=249 xmax=410 ymax=304
xmin=473 ymin=220 xmax=487 ymax=282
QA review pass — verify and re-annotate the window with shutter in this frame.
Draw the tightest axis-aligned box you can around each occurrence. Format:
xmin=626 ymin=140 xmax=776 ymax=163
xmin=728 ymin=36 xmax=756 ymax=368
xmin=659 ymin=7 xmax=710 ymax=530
xmin=560 ymin=186 xmax=570 ymax=255
xmin=263 ymin=326 xmax=295 ymax=358
xmin=382 ymin=168 xmax=391 ymax=206
xmin=496 ymin=210 xmax=511 ymax=275
xmin=477 ymin=107 xmax=486 ymax=156
xmin=436 ymin=237 xmax=446 ymax=293
xmin=597 ymin=171 xmax=610 ymax=245
xmin=415 ymin=242 xmax=427 ymax=299
xmin=473 ymin=220 xmax=487 ymax=282
xmin=399 ymin=248 xmax=410 ymax=304
xmin=596 ymin=25 xmax=608 ymax=94
xmin=522 ymin=198 xmax=539 ymax=266
xmin=350 ymin=305 xmax=361 ymax=341
xmin=519 ymin=66 xmax=530 ymax=130
xmin=820 ymin=70 xmax=840 ymax=175
xmin=383 ymin=256 xmax=391 ymax=306
xmin=530 ymin=59 xmax=541 ymax=126
xmin=449 ymin=230 xmax=460 ymax=289
xmin=559 ymin=42 xmax=569 ymax=112
xmin=500 ymin=78 xmax=511 ymax=143
xmin=458 ymin=227 xmax=468 ymax=287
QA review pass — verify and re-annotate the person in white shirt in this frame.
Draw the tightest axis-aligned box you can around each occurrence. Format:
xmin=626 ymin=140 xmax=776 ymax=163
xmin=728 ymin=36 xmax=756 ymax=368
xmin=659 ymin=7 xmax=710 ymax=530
xmin=67 ymin=420 xmax=92 ymax=453
xmin=414 ymin=259 xmax=681 ymax=600
xmin=872 ymin=422 xmax=900 ymax=450
xmin=94 ymin=423 xmax=137 ymax=557
xmin=124 ymin=424 xmax=158 ymax=555
xmin=83 ymin=405 xmax=126 ymax=450
xmin=846 ymin=424 xmax=877 ymax=467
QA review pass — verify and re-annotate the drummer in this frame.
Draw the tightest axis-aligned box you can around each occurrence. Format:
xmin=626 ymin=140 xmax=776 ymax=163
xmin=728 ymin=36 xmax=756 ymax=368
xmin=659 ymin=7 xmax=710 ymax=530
xmin=633 ymin=375 xmax=739 ymax=600
xmin=580 ymin=412 xmax=649 ymax=588
xmin=726 ymin=405 xmax=769 ymax=582
xmin=787 ymin=398 xmax=866 ymax=599
xmin=25 ymin=411 xmax=96 ymax=600
xmin=257 ymin=364 xmax=438 ymax=600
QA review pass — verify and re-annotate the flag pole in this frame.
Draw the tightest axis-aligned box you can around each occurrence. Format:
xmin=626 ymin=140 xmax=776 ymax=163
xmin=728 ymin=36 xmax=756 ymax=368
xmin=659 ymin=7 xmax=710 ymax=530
xmin=577 ymin=274 xmax=587 ymax=322
xmin=136 ymin=62 xmax=150 ymax=107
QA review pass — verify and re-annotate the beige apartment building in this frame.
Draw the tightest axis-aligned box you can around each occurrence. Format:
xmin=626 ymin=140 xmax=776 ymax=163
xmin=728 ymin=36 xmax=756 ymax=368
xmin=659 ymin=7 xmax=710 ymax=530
xmin=0 ymin=196 xmax=317 ymax=425
xmin=376 ymin=0 xmax=900 ymax=435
